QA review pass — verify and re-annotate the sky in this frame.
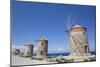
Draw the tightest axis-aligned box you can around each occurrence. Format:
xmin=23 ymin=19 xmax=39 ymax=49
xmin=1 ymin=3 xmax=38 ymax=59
xmin=12 ymin=1 xmax=96 ymax=53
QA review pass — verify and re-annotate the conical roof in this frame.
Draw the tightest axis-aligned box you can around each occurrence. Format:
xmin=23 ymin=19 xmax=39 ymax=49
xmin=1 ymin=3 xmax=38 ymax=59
xmin=70 ymin=25 xmax=86 ymax=32
xmin=39 ymin=36 xmax=47 ymax=40
xmin=72 ymin=25 xmax=83 ymax=28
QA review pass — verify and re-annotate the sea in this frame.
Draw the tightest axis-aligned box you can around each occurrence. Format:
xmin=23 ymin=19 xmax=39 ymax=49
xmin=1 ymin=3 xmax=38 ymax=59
xmin=48 ymin=52 xmax=96 ymax=56
xmin=33 ymin=52 xmax=96 ymax=57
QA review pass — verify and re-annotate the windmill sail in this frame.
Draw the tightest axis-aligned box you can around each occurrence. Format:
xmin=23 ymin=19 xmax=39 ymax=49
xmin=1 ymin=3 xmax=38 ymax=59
xmin=65 ymin=13 xmax=75 ymax=31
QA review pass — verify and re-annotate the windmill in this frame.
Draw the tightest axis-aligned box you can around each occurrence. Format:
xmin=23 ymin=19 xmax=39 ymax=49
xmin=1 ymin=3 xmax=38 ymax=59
xmin=65 ymin=14 xmax=90 ymax=56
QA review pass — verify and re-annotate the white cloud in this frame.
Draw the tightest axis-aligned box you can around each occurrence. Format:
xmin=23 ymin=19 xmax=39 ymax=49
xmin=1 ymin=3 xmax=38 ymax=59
xmin=34 ymin=47 xmax=38 ymax=53
xmin=12 ymin=45 xmax=25 ymax=53
xmin=12 ymin=45 xmax=24 ymax=49
xmin=56 ymin=48 xmax=65 ymax=52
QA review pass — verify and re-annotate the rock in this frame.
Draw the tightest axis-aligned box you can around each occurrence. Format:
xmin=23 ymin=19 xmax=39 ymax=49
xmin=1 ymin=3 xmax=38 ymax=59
xmin=12 ymin=48 xmax=20 ymax=55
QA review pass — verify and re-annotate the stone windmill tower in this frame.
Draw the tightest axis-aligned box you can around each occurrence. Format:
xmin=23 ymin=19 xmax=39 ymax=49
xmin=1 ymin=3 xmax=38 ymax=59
xmin=24 ymin=44 xmax=33 ymax=57
xmin=36 ymin=37 xmax=48 ymax=59
xmin=69 ymin=25 xmax=90 ymax=56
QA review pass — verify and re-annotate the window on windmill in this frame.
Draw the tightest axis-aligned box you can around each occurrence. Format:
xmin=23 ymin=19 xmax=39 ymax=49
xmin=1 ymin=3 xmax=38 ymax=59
xmin=40 ymin=51 xmax=43 ymax=55
xmin=85 ymin=45 xmax=87 ymax=53
xmin=42 ymin=43 xmax=43 ymax=45
xmin=28 ymin=52 xmax=29 ymax=55
xmin=83 ymin=32 xmax=85 ymax=35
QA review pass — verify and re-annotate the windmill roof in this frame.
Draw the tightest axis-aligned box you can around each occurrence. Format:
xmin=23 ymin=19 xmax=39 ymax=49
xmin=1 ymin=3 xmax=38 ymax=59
xmin=70 ymin=24 xmax=86 ymax=32
xmin=39 ymin=37 xmax=47 ymax=40
xmin=72 ymin=25 xmax=83 ymax=28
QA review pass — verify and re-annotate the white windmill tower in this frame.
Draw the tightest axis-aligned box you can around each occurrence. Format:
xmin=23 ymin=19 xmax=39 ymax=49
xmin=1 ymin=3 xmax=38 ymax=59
xmin=36 ymin=36 xmax=48 ymax=59
xmin=65 ymin=14 xmax=90 ymax=56
xmin=24 ymin=44 xmax=33 ymax=57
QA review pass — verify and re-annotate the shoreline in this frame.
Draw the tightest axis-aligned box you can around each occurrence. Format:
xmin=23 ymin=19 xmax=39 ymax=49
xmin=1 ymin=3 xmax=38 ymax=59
xmin=11 ymin=54 xmax=96 ymax=66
